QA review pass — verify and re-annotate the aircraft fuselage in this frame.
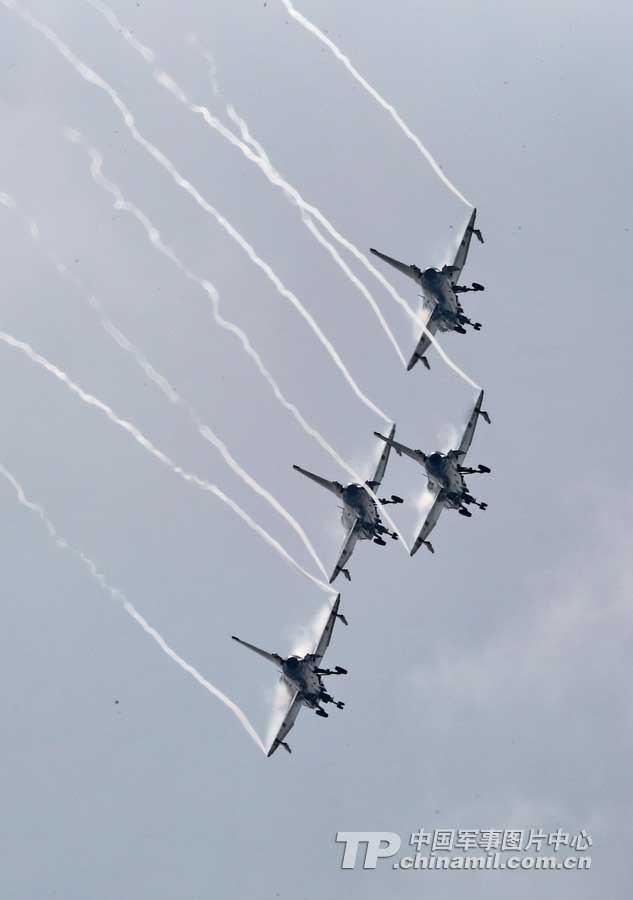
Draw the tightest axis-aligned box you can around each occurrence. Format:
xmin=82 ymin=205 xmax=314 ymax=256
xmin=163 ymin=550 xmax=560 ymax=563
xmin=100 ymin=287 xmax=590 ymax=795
xmin=419 ymin=268 xmax=461 ymax=332
xmin=281 ymin=656 xmax=324 ymax=708
xmin=340 ymin=483 xmax=380 ymax=539
xmin=424 ymin=450 xmax=467 ymax=508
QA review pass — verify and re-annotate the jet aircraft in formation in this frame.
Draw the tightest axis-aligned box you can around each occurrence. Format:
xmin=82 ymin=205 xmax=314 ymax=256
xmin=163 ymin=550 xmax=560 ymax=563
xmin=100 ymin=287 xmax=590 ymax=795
xmin=371 ymin=209 xmax=485 ymax=371
xmin=293 ymin=425 xmax=403 ymax=583
xmin=375 ymin=390 xmax=491 ymax=555
xmin=232 ymin=209 xmax=492 ymax=756
xmin=232 ymin=595 xmax=348 ymax=756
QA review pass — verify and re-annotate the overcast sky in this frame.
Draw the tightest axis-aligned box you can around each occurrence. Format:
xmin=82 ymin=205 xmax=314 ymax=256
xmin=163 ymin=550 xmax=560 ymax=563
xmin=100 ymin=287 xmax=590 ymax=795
xmin=1 ymin=1 xmax=632 ymax=897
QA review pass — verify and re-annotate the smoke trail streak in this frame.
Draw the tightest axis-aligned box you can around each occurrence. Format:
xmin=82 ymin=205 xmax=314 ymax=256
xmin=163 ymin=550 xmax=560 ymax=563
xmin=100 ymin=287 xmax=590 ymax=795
xmin=0 ymin=329 xmax=337 ymax=596
xmin=0 ymin=460 xmax=266 ymax=753
xmin=225 ymin=106 xmax=479 ymax=389
xmin=280 ymin=0 xmax=472 ymax=208
xmin=137 ymin=64 xmax=404 ymax=363
xmin=297 ymin=211 xmax=405 ymax=366
xmin=81 ymin=3 xmax=475 ymax=386
xmin=102 ymin=321 xmax=329 ymax=580
xmin=227 ymin=101 xmax=416 ymax=321
xmin=186 ymin=34 xmax=221 ymax=97
xmin=64 ymin=133 xmax=409 ymax=551
xmin=0 ymin=191 xmax=328 ymax=579
xmin=100 ymin=322 xmax=326 ymax=581
xmin=2 ymin=1 xmax=387 ymax=424
xmin=84 ymin=0 xmax=154 ymax=62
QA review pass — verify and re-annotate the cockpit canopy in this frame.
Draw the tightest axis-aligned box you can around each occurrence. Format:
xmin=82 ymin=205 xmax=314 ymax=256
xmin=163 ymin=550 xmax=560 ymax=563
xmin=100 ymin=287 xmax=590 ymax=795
xmin=285 ymin=656 xmax=301 ymax=670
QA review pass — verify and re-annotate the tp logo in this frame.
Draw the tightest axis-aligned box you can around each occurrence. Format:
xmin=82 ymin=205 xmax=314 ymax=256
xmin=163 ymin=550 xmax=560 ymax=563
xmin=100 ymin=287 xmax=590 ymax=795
xmin=336 ymin=832 xmax=402 ymax=869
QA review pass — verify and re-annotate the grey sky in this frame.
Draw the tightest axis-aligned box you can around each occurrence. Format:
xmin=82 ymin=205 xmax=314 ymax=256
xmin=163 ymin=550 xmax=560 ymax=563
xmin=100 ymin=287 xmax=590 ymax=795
xmin=1 ymin=0 xmax=632 ymax=897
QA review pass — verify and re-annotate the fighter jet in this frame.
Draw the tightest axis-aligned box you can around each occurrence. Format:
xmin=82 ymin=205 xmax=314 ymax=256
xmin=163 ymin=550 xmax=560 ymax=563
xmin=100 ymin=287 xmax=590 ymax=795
xmin=293 ymin=426 xmax=403 ymax=583
xmin=374 ymin=391 xmax=491 ymax=555
xmin=370 ymin=209 xmax=485 ymax=371
xmin=232 ymin=595 xmax=348 ymax=757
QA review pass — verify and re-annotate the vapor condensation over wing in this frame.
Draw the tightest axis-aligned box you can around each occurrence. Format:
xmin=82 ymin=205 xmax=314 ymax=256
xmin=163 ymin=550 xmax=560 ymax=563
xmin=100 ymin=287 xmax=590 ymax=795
xmin=0 ymin=329 xmax=337 ymax=596
xmin=0 ymin=460 xmax=267 ymax=754
xmin=280 ymin=0 xmax=472 ymax=208
xmin=2 ymin=0 xmax=388 ymax=423
xmin=266 ymin=600 xmax=334 ymax=749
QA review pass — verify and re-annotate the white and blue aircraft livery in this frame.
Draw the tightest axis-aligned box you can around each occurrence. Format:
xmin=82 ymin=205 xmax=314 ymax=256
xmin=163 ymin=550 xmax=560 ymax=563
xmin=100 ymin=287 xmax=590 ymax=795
xmin=370 ymin=209 xmax=485 ymax=371
xmin=232 ymin=595 xmax=348 ymax=757
xmin=293 ymin=426 xmax=403 ymax=583
xmin=375 ymin=391 xmax=491 ymax=555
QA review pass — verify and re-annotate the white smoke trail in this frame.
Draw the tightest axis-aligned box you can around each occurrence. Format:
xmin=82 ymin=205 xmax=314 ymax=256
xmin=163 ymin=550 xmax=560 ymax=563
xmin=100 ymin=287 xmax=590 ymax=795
xmin=84 ymin=0 xmax=405 ymax=365
xmin=0 ymin=460 xmax=267 ymax=753
xmin=102 ymin=321 xmax=329 ymax=579
xmin=85 ymin=0 xmax=154 ymax=62
xmin=84 ymin=1 xmax=475 ymax=385
xmin=299 ymin=212 xmax=406 ymax=365
xmin=225 ymin=106 xmax=480 ymax=390
xmin=186 ymin=34 xmax=221 ymax=97
xmin=83 ymin=5 xmax=475 ymax=382
xmin=0 ymin=328 xmax=337 ymax=596
xmin=186 ymin=97 xmax=479 ymax=390
xmin=280 ymin=0 xmax=473 ymax=208
xmin=154 ymin=75 xmax=405 ymax=366
xmin=266 ymin=599 xmax=334 ymax=748
xmin=225 ymin=101 xmax=416 ymax=320
xmin=0 ymin=191 xmax=328 ymax=579
xmin=64 ymin=133 xmax=409 ymax=551
xmin=2 ymin=1 xmax=386 ymax=424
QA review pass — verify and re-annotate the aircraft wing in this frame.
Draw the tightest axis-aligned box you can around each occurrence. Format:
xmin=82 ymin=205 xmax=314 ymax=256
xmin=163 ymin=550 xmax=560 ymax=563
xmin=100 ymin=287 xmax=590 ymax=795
xmin=370 ymin=247 xmax=422 ymax=284
xmin=330 ymin=521 xmax=361 ymax=583
xmin=267 ymin=691 xmax=303 ymax=758
xmin=457 ymin=389 xmax=485 ymax=459
xmin=411 ymin=493 xmax=446 ymax=556
xmin=369 ymin=424 xmax=396 ymax=488
xmin=450 ymin=208 xmax=479 ymax=285
xmin=407 ymin=311 xmax=439 ymax=371
xmin=312 ymin=594 xmax=343 ymax=664
xmin=374 ymin=431 xmax=424 ymax=468
xmin=293 ymin=465 xmax=344 ymax=498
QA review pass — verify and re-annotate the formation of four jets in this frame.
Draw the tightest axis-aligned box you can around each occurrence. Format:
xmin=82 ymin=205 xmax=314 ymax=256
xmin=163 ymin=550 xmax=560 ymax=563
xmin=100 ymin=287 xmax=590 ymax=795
xmin=233 ymin=210 xmax=491 ymax=756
